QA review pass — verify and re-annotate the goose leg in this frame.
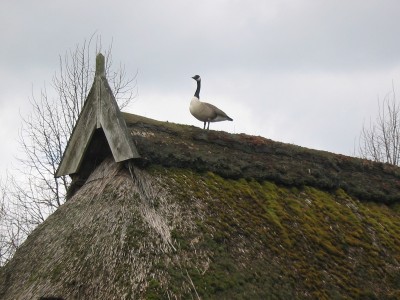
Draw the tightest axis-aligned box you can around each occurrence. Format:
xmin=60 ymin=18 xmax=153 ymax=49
xmin=203 ymin=122 xmax=206 ymax=129
xmin=207 ymin=122 xmax=210 ymax=130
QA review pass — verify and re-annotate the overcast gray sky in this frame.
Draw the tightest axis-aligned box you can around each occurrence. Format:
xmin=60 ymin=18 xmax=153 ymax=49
xmin=1 ymin=0 xmax=400 ymax=176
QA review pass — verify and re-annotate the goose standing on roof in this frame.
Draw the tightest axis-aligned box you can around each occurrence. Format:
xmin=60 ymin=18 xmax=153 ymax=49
xmin=190 ymin=75 xmax=233 ymax=130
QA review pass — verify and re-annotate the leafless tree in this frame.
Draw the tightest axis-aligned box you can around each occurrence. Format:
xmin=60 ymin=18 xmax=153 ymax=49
xmin=0 ymin=175 xmax=39 ymax=265
xmin=0 ymin=36 xmax=137 ymax=265
xmin=358 ymin=85 xmax=400 ymax=165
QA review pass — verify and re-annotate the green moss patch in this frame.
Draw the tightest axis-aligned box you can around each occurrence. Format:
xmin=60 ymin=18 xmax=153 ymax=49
xmin=1 ymin=162 xmax=400 ymax=299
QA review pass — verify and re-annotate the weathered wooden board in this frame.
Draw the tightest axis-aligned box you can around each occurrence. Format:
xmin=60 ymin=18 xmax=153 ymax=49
xmin=98 ymin=77 xmax=140 ymax=162
xmin=55 ymin=88 xmax=97 ymax=177
xmin=55 ymin=53 xmax=140 ymax=177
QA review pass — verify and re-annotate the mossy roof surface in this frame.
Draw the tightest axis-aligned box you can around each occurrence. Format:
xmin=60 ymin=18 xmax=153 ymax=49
xmin=123 ymin=113 xmax=400 ymax=204
xmin=2 ymin=114 xmax=400 ymax=299
xmin=1 ymin=159 xmax=400 ymax=299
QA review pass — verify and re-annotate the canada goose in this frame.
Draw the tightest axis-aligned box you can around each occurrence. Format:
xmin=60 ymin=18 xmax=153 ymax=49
xmin=190 ymin=75 xmax=233 ymax=130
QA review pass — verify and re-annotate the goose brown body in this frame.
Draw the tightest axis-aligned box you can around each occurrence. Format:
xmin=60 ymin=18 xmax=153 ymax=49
xmin=189 ymin=75 xmax=233 ymax=130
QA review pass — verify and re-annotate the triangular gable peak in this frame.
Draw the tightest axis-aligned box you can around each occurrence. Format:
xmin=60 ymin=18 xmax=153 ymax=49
xmin=55 ymin=53 xmax=140 ymax=178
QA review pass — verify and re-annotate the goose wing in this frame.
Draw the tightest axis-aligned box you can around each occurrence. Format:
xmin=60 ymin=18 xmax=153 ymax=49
xmin=203 ymin=102 xmax=232 ymax=120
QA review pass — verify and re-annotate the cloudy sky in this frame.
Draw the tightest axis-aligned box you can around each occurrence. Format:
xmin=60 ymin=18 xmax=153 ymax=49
xmin=1 ymin=0 xmax=400 ymax=176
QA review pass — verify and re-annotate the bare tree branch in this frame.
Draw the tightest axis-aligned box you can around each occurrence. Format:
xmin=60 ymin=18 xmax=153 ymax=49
xmin=358 ymin=84 xmax=400 ymax=165
xmin=0 ymin=36 xmax=137 ymax=264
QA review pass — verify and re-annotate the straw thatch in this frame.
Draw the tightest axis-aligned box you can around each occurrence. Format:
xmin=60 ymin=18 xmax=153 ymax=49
xmin=1 ymin=115 xmax=400 ymax=299
xmin=122 ymin=113 xmax=400 ymax=204
xmin=0 ymin=157 xmax=203 ymax=299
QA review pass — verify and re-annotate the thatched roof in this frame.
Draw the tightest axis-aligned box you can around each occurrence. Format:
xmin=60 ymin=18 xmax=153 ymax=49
xmin=122 ymin=112 xmax=400 ymax=204
xmin=2 ymin=54 xmax=400 ymax=298
xmin=62 ymin=111 xmax=400 ymax=204
xmin=1 ymin=112 xmax=400 ymax=298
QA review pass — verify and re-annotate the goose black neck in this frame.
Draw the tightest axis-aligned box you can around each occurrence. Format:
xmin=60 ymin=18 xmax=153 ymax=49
xmin=194 ymin=80 xmax=201 ymax=98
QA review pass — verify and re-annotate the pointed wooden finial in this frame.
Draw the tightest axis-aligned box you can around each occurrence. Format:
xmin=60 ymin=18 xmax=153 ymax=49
xmin=95 ymin=53 xmax=105 ymax=77
xmin=55 ymin=51 xmax=140 ymax=178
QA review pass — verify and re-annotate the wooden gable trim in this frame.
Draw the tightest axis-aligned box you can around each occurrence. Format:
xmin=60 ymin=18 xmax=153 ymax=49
xmin=55 ymin=53 xmax=140 ymax=177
